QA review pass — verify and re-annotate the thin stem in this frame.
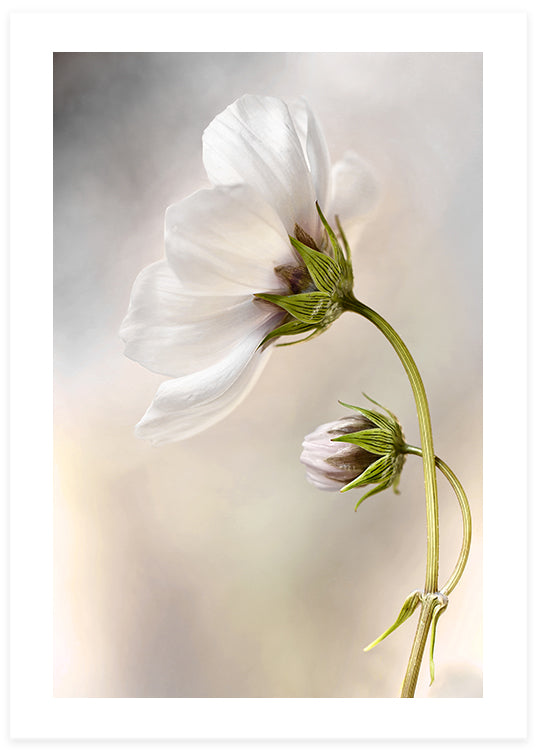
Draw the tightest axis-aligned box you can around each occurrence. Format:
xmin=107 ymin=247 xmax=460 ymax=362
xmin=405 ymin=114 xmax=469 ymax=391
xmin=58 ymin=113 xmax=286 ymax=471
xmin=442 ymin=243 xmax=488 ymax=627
xmin=399 ymin=595 xmax=436 ymax=697
xmin=405 ymin=446 xmax=472 ymax=596
xmin=342 ymin=296 xmax=440 ymax=698
xmin=343 ymin=297 xmax=439 ymax=593
xmin=398 ymin=591 xmax=448 ymax=697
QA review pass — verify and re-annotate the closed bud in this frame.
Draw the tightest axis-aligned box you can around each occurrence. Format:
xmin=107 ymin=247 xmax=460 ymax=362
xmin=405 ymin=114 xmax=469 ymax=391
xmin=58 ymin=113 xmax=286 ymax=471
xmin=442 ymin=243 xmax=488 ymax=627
xmin=300 ymin=415 xmax=378 ymax=491
xmin=300 ymin=397 xmax=407 ymax=510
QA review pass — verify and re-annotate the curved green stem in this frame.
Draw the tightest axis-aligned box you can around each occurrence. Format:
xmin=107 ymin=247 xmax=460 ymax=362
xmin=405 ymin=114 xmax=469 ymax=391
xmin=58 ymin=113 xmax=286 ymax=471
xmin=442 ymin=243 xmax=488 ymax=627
xmin=405 ymin=446 xmax=472 ymax=596
xmin=343 ymin=296 xmax=439 ymax=698
xmin=343 ymin=296 xmax=439 ymax=593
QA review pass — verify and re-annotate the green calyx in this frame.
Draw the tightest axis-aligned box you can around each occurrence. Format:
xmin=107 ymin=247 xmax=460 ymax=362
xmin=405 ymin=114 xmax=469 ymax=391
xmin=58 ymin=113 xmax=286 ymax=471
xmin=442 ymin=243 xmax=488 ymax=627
xmin=334 ymin=395 xmax=407 ymax=510
xmin=255 ymin=203 xmax=355 ymax=347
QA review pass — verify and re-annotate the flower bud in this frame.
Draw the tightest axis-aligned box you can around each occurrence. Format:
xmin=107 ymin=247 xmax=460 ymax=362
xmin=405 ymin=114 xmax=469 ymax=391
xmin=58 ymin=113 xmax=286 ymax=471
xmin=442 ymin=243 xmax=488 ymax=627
xmin=300 ymin=398 xmax=407 ymax=509
xmin=300 ymin=415 xmax=377 ymax=491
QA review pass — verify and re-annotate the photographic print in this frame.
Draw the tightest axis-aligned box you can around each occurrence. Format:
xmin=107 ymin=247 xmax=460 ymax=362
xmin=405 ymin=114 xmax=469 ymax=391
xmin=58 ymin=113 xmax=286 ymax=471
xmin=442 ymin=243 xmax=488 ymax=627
xmin=53 ymin=50 xmax=483 ymax=700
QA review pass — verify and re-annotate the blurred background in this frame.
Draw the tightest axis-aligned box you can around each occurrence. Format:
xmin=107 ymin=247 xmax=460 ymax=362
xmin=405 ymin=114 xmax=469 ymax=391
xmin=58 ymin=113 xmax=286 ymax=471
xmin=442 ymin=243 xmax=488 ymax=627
xmin=53 ymin=52 xmax=482 ymax=698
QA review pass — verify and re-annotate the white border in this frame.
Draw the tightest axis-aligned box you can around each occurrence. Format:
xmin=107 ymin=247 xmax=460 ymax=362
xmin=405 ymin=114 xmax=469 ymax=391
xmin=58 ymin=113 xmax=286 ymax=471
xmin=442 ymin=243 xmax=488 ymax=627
xmin=9 ymin=10 xmax=527 ymax=741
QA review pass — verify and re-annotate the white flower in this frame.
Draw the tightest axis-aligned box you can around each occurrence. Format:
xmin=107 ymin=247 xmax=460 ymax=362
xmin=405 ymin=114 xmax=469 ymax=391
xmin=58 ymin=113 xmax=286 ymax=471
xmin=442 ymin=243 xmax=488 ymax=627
xmin=120 ymin=95 xmax=379 ymax=443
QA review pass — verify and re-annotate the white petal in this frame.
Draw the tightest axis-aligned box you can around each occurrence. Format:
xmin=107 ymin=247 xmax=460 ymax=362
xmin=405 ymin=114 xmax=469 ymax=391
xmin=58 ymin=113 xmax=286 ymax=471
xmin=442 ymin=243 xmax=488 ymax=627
xmin=202 ymin=95 xmax=318 ymax=236
xmin=165 ymin=184 xmax=294 ymax=296
xmin=288 ymin=98 xmax=331 ymax=213
xmin=329 ymin=151 xmax=380 ymax=229
xmin=306 ymin=472 xmax=344 ymax=492
xmin=135 ymin=320 xmax=279 ymax=444
xmin=120 ymin=260 xmax=283 ymax=377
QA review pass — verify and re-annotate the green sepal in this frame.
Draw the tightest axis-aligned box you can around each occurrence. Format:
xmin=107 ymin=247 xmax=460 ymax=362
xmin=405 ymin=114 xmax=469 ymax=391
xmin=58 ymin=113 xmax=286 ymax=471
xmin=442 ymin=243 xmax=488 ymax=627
xmin=275 ymin=326 xmax=325 ymax=347
xmin=352 ymin=479 xmax=391 ymax=510
xmin=332 ymin=428 xmax=396 ymax=455
xmin=259 ymin=318 xmax=315 ymax=347
xmin=255 ymin=291 xmax=331 ymax=324
xmin=391 ymin=455 xmax=406 ymax=494
xmin=364 ymin=591 xmax=422 ymax=652
xmin=335 ymin=215 xmax=351 ymax=260
xmin=362 ymin=392 xmax=403 ymax=427
xmin=340 ymin=454 xmax=393 ymax=493
xmin=335 ymin=215 xmax=354 ymax=286
xmin=316 ymin=202 xmax=346 ymax=270
xmin=338 ymin=400 xmax=397 ymax=435
xmin=289 ymin=236 xmax=341 ymax=294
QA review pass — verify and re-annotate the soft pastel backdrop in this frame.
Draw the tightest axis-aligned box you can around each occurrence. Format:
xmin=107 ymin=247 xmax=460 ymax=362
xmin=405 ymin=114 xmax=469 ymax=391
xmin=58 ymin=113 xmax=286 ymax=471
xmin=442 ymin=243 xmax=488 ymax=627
xmin=54 ymin=52 xmax=482 ymax=698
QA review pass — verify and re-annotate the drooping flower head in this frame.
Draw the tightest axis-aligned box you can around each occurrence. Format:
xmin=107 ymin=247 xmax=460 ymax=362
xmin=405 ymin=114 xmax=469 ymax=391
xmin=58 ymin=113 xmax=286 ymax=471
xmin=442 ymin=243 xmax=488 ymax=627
xmin=120 ymin=95 xmax=379 ymax=443
xmin=300 ymin=399 xmax=407 ymax=509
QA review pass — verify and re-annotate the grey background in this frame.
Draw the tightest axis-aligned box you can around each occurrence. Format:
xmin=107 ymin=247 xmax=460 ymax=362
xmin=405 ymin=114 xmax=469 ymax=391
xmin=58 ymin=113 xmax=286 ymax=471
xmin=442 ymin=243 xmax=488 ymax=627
xmin=54 ymin=52 xmax=482 ymax=698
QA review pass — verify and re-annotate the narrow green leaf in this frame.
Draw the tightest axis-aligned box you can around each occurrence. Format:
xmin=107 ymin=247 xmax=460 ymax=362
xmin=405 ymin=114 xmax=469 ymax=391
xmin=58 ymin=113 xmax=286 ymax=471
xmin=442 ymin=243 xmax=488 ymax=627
xmin=289 ymin=236 xmax=341 ymax=293
xmin=255 ymin=291 xmax=331 ymax=324
xmin=429 ymin=597 xmax=448 ymax=686
xmin=364 ymin=591 xmax=421 ymax=651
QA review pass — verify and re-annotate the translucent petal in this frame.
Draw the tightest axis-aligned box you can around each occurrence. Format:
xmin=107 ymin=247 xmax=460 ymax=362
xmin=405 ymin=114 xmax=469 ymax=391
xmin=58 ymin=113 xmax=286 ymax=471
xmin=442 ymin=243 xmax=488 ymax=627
xmin=288 ymin=97 xmax=331 ymax=214
xmin=120 ymin=260 xmax=284 ymax=377
xmin=329 ymin=151 xmax=380 ymax=229
xmin=202 ymin=95 xmax=318 ymax=237
xmin=134 ymin=318 xmax=280 ymax=444
xmin=165 ymin=184 xmax=294 ymax=296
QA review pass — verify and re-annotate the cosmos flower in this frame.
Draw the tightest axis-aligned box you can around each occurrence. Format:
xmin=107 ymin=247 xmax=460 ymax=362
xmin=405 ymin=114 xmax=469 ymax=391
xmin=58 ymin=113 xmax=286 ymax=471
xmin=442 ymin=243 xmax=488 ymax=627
xmin=120 ymin=95 xmax=379 ymax=443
